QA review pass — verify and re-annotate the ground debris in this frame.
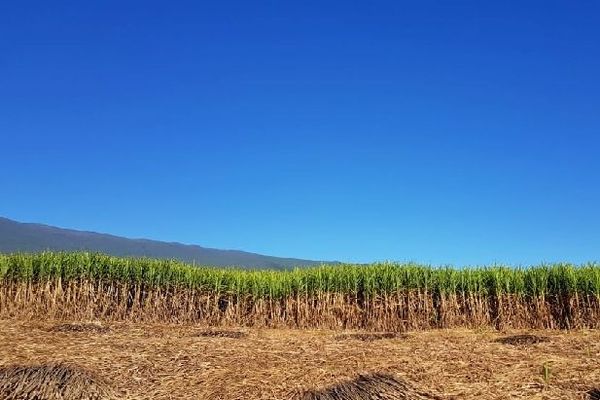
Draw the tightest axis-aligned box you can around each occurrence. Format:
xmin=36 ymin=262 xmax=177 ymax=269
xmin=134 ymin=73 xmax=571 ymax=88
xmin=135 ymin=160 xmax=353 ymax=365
xmin=588 ymin=388 xmax=600 ymax=400
xmin=335 ymin=332 xmax=406 ymax=342
xmin=297 ymin=372 xmax=442 ymax=400
xmin=494 ymin=334 xmax=550 ymax=346
xmin=50 ymin=322 xmax=110 ymax=334
xmin=0 ymin=363 xmax=118 ymax=400
xmin=195 ymin=329 xmax=247 ymax=339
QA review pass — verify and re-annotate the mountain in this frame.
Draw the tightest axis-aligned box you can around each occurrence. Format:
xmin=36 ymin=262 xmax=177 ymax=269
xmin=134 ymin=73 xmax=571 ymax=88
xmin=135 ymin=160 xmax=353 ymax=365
xmin=0 ymin=216 xmax=328 ymax=269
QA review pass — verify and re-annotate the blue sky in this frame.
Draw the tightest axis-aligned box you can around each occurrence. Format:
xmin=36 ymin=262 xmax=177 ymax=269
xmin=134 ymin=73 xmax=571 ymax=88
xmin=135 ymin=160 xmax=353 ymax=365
xmin=1 ymin=1 xmax=599 ymax=265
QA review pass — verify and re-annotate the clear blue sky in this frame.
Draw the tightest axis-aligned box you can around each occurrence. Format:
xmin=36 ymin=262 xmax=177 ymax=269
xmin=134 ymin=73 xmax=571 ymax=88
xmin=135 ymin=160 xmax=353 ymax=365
xmin=1 ymin=1 xmax=599 ymax=265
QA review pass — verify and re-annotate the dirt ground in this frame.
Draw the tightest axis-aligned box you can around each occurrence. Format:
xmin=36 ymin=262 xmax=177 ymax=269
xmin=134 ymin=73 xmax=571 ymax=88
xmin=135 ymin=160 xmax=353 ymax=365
xmin=1 ymin=319 xmax=599 ymax=399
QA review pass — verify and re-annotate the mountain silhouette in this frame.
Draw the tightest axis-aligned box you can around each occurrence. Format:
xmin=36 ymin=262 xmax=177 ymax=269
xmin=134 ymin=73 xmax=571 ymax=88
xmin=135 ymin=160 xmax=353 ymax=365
xmin=0 ymin=216 xmax=329 ymax=269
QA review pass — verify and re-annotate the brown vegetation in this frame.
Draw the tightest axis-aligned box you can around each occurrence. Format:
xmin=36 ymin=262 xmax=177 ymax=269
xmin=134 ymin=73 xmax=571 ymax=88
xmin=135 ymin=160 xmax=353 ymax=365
xmin=494 ymin=334 xmax=550 ymax=346
xmin=1 ymin=319 xmax=599 ymax=399
xmin=195 ymin=329 xmax=247 ymax=339
xmin=588 ymin=389 xmax=600 ymax=400
xmin=0 ymin=363 xmax=117 ymax=400
xmin=6 ymin=280 xmax=600 ymax=332
xmin=297 ymin=373 xmax=441 ymax=400
xmin=334 ymin=332 xmax=405 ymax=341
xmin=50 ymin=322 xmax=110 ymax=334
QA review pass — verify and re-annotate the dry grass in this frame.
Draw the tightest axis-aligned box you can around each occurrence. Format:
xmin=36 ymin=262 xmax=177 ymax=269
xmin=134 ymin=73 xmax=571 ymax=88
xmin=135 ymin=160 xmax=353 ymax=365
xmin=494 ymin=334 xmax=550 ymax=346
xmin=297 ymin=373 xmax=441 ymax=400
xmin=334 ymin=332 xmax=406 ymax=342
xmin=50 ymin=322 xmax=110 ymax=334
xmin=1 ymin=319 xmax=599 ymax=399
xmin=0 ymin=363 xmax=118 ymax=400
xmin=588 ymin=389 xmax=600 ymax=400
xmin=195 ymin=329 xmax=247 ymax=339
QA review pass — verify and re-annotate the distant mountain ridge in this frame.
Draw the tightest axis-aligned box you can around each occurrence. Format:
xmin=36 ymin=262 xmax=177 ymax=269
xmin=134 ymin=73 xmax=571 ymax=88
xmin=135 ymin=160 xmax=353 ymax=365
xmin=0 ymin=217 xmax=329 ymax=269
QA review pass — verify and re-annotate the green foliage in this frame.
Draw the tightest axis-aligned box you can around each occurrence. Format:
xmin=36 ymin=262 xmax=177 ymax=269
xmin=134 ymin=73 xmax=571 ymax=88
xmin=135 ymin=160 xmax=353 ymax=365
xmin=0 ymin=252 xmax=599 ymax=301
xmin=541 ymin=361 xmax=552 ymax=384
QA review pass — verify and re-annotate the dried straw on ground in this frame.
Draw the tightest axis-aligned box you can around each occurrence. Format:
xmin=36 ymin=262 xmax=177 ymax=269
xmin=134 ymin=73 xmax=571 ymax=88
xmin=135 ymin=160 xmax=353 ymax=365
xmin=195 ymin=329 xmax=247 ymax=338
xmin=494 ymin=334 xmax=550 ymax=346
xmin=334 ymin=332 xmax=405 ymax=342
xmin=1 ymin=319 xmax=599 ymax=399
xmin=50 ymin=322 xmax=110 ymax=334
xmin=588 ymin=389 xmax=600 ymax=400
xmin=298 ymin=373 xmax=441 ymax=400
xmin=0 ymin=363 xmax=117 ymax=400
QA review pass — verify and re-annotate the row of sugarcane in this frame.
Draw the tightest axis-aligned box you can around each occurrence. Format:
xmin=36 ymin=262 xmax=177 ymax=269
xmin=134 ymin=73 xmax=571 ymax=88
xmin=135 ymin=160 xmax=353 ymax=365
xmin=1 ymin=252 xmax=599 ymax=330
